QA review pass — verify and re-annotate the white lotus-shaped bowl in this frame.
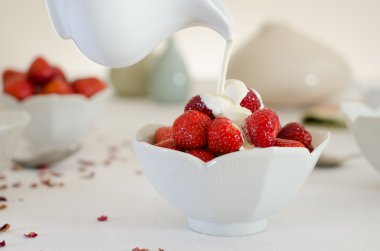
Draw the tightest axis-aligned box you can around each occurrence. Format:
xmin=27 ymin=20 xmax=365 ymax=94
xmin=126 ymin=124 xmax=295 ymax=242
xmin=0 ymin=89 xmax=111 ymax=154
xmin=133 ymin=124 xmax=330 ymax=236
xmin=341 ymin=101 xmax=380 ymax=172
xmin=0 ymin=110 xmax=30 ymax=170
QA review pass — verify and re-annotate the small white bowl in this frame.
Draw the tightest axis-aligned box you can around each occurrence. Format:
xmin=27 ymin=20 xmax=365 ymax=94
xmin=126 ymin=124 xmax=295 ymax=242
xmin=0 ymin=110 xmax=30 ymax=170
xmin=133 ymin=124 xmax=330 ymax=236
xmin=0 ymin=89 xmax=111 ymax=154
xmin=341 ymin=101 xmax=380 ymax=172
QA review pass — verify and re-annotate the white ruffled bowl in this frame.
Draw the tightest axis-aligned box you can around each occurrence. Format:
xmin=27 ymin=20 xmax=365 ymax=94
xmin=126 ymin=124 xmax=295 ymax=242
xmin=341 ymin=101 xmax=380 ymax=172
xmin=133 ymin=124 xmax=330 ymax=236
xmin=0 ymin=110 xmax=30 ymax=170
xmin=0 ymin=89 xmax=111 ymax=154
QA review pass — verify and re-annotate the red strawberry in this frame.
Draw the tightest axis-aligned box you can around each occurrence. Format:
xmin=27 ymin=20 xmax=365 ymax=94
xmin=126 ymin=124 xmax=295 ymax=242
xmin=72 ymin=77 xmax=107 ymax=97
xmin=27 ymin=57 xmax=55 ymax=84
xmin=41 ymin=77 xmax=73 ymax=94
xmin=154 ymin=126 xmax=173 ymax=143
xmin=306 ymin=145 xmax=314 ymax=153
xmin=2 ymin=69 xmax=26 ymax=84
xmin=275 ymin=138 xmax=305 ymax=148
xmin=277 ymin=122 xmax=313 ymax=152
xmin=187 ymin=149 xmax=215 ymax=162
xmin=184 ymin=95 xmax=214 ymax=119
xmin=155 ymin=138 xmax=177 ymax=150
xmin=173 ymin=110 xmax=212 ymax=150
xmin=4 ymin=79 xmax=34 ymax=100
xmin=240 ymin=89 xmax=263 ymax=113
xmin=242 ymin=108 xmax=280 ymax=148
xmin=208 ymin=117 xmax=243 ymax=154
xmin=51 ymin=66 xmax=66 ymax=81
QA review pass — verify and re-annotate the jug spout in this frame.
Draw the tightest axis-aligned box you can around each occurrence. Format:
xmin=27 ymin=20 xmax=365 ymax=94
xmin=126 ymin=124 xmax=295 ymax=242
xmin=45 ymin=0 xmax=234 ymax=68
xmin=194 ymin=0 xmax=234 ymax=40
xmin=46 ymin=0 xmax=71 ymax=39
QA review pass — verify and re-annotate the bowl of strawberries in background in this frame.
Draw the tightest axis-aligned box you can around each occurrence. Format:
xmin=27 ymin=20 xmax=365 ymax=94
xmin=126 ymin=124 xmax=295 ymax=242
xmin=0 ymin=56 xmax=111 ymax=155
xmin=134 ymin=80 xmax=330 ymax=236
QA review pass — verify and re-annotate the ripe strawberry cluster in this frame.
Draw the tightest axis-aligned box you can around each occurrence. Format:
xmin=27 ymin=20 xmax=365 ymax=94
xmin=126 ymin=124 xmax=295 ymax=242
xmin=153 ymin=88 xmax=313 ymax=162
xmin=2 ymin=57 xmax=107 ymax=100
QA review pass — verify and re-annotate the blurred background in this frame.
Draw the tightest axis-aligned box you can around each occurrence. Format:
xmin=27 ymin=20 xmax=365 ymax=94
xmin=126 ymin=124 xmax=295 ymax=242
xmin=1 ymin=0 xmax=379 ymax=81
xmin=0 ymin=0 xmax=380 ymax=106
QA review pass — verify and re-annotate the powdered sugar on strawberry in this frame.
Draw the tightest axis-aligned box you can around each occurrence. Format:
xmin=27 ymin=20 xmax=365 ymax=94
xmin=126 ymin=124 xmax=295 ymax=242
xmin=153 ymin=79 xmax=313 ymax=160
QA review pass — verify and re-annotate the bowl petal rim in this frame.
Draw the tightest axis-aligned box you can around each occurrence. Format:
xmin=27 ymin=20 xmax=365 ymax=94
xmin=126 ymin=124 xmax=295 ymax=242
xmin=134 ymin=124 xmax=330 ymax=168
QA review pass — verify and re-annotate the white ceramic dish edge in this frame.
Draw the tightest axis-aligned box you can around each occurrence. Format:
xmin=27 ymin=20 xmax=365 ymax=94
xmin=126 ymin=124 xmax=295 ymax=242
xmin=133 ymin=124 xmax=330 ymax=236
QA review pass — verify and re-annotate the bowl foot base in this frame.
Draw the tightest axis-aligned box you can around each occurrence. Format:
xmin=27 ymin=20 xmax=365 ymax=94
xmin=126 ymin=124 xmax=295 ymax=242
xmin=187 ymin=218 xmax=267 ymax=236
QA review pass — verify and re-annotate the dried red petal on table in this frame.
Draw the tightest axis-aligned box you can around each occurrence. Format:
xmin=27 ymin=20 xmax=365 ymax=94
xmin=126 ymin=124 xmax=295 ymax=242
xmin=50 ymin=171 xmax=63 ymax=177
xmin=30 ymin=183 xmax=38 ymax=188
xmin=24 ymin=232 xmax=38 ymax=238
xmin=0 ymin=240 xmax=5 ymax=247
xmin=0 ymin=224 xmax=10 ymax=233
xmin=11 ymin=164 xmax=22 ymax=171
xmin=0 ymin=196 xmax=6 ymax=202
xmin=41 ymin=179 xmax=54 ymax=187
xmin=78 ymin=166 xmax=88 ymax=172
xmin=0 ymin=185 xmax=7 ymax=190
xmin=12 ymin=182 xmax=21 ymax=188
xmin=82 ymin=172 xmax=95 ymax=180
xmin=132 ymin=248 xmax=149 ymax=251
xmin=97 ymin=215 xmax=108 ymax=222
xmin=0 ymin=175 xmax=5 ymax=180
xmin=135 ymin=170 xmax=143 ymax=176
xmin=108 ymin=146 xmax=119 ymax=153
xmin=78 ymin=159 xmax=95 ymax=166
xmin=0 ymin=205 xmax=7 ymax=210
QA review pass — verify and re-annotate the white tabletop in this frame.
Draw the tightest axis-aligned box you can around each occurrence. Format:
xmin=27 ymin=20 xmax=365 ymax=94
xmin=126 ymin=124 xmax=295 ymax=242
xmin=1 ymin=95 xmax=380 ymax=251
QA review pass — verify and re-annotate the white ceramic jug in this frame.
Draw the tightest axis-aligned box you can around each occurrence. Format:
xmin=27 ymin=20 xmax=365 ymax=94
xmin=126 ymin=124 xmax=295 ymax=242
xmin=46 ymin=0 xmax=233 ymax=67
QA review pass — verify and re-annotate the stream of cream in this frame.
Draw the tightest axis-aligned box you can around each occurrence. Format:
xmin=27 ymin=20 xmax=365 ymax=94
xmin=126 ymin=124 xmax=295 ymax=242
xmin=217 ymin=39 xmax=234 ymax=95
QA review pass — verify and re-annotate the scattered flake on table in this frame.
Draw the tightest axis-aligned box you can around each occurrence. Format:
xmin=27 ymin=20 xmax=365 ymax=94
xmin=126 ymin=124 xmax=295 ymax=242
xmin=135 ymin=170 xmax=143 ymax=176
xmin=0 ymin=224 xmax=10 ymax=233
xmin=12 ymin=181 xmax=21 ymax=188
xmin=97 ymin=215 xmax=108 ymax=222
xmin=24 ymin=232 xmax=38 ymax=238
xmin=81 ymin=171 xmax=95 ymax=180
xmin=78 ymin=159 xmax=96 ymax=166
